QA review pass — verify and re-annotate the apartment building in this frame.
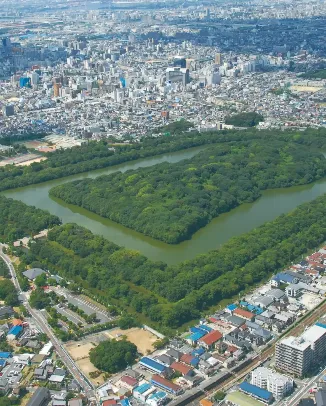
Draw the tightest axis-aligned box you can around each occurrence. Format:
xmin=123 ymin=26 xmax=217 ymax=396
xmin=251 ymin=367 xmax=294 ymax=400
xmin=275 ymin=324 xmax=326 ymax=377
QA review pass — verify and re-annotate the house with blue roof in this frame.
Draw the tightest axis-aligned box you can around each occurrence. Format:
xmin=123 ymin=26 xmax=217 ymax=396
xmin=0 ymin=352 xmax=12 ymax=360
xmin=190 ymin=326 xmax=209 ymax=335
xmin=120 ymin=399 xmax=131 ymax=406
xmin=133 ymin=383 xmax=155 ymax=402
xmin=271 ymin=272 xmax=296 ymax=287
xmin=186 ymin=331 xmax=206 ymax=345
xmin=139 ymin=357 xmax=166 ymax=375
xmin=226 ymin=304 xmax=238 ymax=314
xmin=239 ymin=381 xmax=273 ymax=403
xmin=198 ymin=325 xmax=213 ymax=333
xmin=147 ymin=391 xmax=167 ymax=406
xmin=191 ymin=348 xmax=205 ymax=357
xmin=7 ymin=325 xmax=23 ymax=339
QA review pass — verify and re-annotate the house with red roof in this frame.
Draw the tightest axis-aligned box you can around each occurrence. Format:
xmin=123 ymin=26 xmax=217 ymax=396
xmin=233 ymin=308 xmax=255 ymax=321
xmin=118 ymin=375 xmax=139 ymax=390
xmin=170 ymin=361 xmax=193 ymax=376
xmin=198 ymin=330 xmax=223 ymax=350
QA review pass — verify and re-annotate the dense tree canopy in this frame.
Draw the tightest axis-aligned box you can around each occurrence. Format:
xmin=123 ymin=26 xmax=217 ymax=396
xmin=50 ymin=140 xmax=326 ymax=243
xmin=299 ymin=69 xmax=326 ymax=79
xmin=0 ymin=279 xmax=18 ymax=306
xmin=0 ymin=127 xmax=325 ymax=194
xmin=0 ymin=258 xmax=9 ymax=278
xmin=29 ymin=288 xmax=51 ymax=309
xmin=4 ymin=128 xmax=326 ymax=330
xmin=17 ymin=190 xmax=326 ymax=329
xmin=225 ymin=112 xmax=264 ymax=127
xmin=89 ymin=339 xmax=138 ymax=373
xmin=0 ymin=196 xmax=60 ymax=242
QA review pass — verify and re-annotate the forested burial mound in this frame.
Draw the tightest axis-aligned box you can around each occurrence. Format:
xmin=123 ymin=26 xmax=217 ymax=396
xmin=0 ymin=195 xmax=61 ymax=242
xmin=17 ymin=193 xmax=326 ymax=329
xmin=49 ymin=139 xmax=326 ymax=243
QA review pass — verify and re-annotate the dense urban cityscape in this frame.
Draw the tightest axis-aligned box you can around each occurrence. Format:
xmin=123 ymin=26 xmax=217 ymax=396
xmin=1 ymin=1 xmax=326 ymax=406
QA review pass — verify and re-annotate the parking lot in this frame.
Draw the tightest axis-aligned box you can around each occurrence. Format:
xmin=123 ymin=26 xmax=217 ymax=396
xmin=0 ymin=362 xmax=24 ymax=387
xmin=54 ymin=287 xmax=112 ymax=324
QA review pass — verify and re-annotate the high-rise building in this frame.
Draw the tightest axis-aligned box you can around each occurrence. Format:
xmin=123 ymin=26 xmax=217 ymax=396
xmin=251 ymin=367 xmax=293 ymax=400
xmin=2 ymin=105 xmax=15 ymax=117
xmin=53 ymin=83 xmax=61 ymax=97
xmin=215 ymin=53 xmax=222 ymax=65
xmin=275 ymin=325 xmax=326 ymax=377
xmin=173 ymin=57 xmax=187 ymax=69
xmin=31 ymin=72 xmax=39 ymax=86
xmin=166 ymin=67 xmax=189 ymax=86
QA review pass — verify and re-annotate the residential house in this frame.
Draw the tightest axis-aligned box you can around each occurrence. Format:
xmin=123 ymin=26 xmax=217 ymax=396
xmin=22 ymin=268 xmax=46 ymax=281
xmin=0 ymin=306 xmax=14 ymax=320
xmin=233 ymin=308 xmax=255 ymax=321
xmin=34 ymin=367 xmax=48 ymax=381
xmin=170 ymin=361 xmax=193 ymax=377
xmin=166 ymin=349 xmax=183 ymax=361
xmin=198 ymin=330 xmax=223 ymax=350
xmin=118 ymin=375 xmax=138 ymax=391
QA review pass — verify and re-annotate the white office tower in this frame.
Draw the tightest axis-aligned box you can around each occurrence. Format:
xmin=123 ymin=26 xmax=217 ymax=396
xmin=251 ymin=367 xmax=293 ymax=400
xmin=31 ymin=72 xmax=39 ymax=85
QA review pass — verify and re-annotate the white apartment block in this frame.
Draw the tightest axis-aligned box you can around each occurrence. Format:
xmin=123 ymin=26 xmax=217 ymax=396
xmin=275 ymin=324 xmax=326 ymax=377
xmin=251 ymin=367 xmax=294 ymax=400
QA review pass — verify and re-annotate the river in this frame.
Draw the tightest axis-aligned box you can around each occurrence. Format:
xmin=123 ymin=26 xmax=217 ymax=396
xmin=3 ymin=146 xmax=326 ymax=265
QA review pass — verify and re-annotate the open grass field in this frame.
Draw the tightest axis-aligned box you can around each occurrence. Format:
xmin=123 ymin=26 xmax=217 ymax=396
xmin=225 ymin=391 xmax=263 ymax=406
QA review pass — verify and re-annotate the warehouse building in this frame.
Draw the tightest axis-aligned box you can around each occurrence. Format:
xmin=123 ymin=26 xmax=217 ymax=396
xmin=139 ymin=357 xmax=167 ymax=375
xmin=150 ymin=375 xmax=183 ymax=396
xmin=239 ymin=381 xmax=273 ymax=403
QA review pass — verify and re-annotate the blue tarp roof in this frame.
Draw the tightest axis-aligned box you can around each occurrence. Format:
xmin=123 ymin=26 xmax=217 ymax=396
xmin=273 ymin=273 xmax=295 ymax=283
xmin=120 ymin=399 xmax=131 ymax=406
xmin=316 ymin=322 xmax=326 ymax=330
xmin=7 ymin=326 xmax=22 ymax=336
xmin=134 ymin=383 xmax=152 ymax=394
xmin=192 ymin=347 xmax=205 ymax=356
xmin=148 ymin=391 xmax=166 ymax=401
xmin=247 ymin=304 xmax=264 ymax=315
xmin=188 ymin=331 xmax=206 ymax=341
xmin=227 ymin=304 xmax=238 ymax=311
xmin=240 ymin=301 xmax=249 ymax=307
xmin=0 ymin=352 xmax=12 ymax=359
xmin=198 ymin=325 xmax=213 ymax=332
xmin=0 ymin=360 xmax=6 ymax=366
xmin=190 ymin=357 xmax=200 ymax=366
xmin=239 ymin=381 xmax=273 ymax=401
xmin=139 ymin=357 xmax=165 ymax=373
xmin=190 ymin=326 xmax=208 ymax=335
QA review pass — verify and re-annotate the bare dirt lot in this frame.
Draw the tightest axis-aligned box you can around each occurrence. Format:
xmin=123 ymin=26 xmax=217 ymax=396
xmin=66 ymin=342 xmax=96 ymax=361
xmin=290 ymin=85 xmax=323 ymax=93
xmin=105 ymin=327 xmax=157 ymax=355
xmin=65 ymin=341 xmax=105 ymax=385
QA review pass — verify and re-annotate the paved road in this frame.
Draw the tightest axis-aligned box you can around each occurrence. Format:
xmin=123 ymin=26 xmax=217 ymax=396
xmin=0 ymin=244 xmax=97 ymax=403
xmin=285 ymin=367 xmax=326 ymax=406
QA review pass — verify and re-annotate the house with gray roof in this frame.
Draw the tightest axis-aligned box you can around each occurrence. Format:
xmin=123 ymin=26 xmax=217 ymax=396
xmin=22 ymin=268 xmax=45 ymax=281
